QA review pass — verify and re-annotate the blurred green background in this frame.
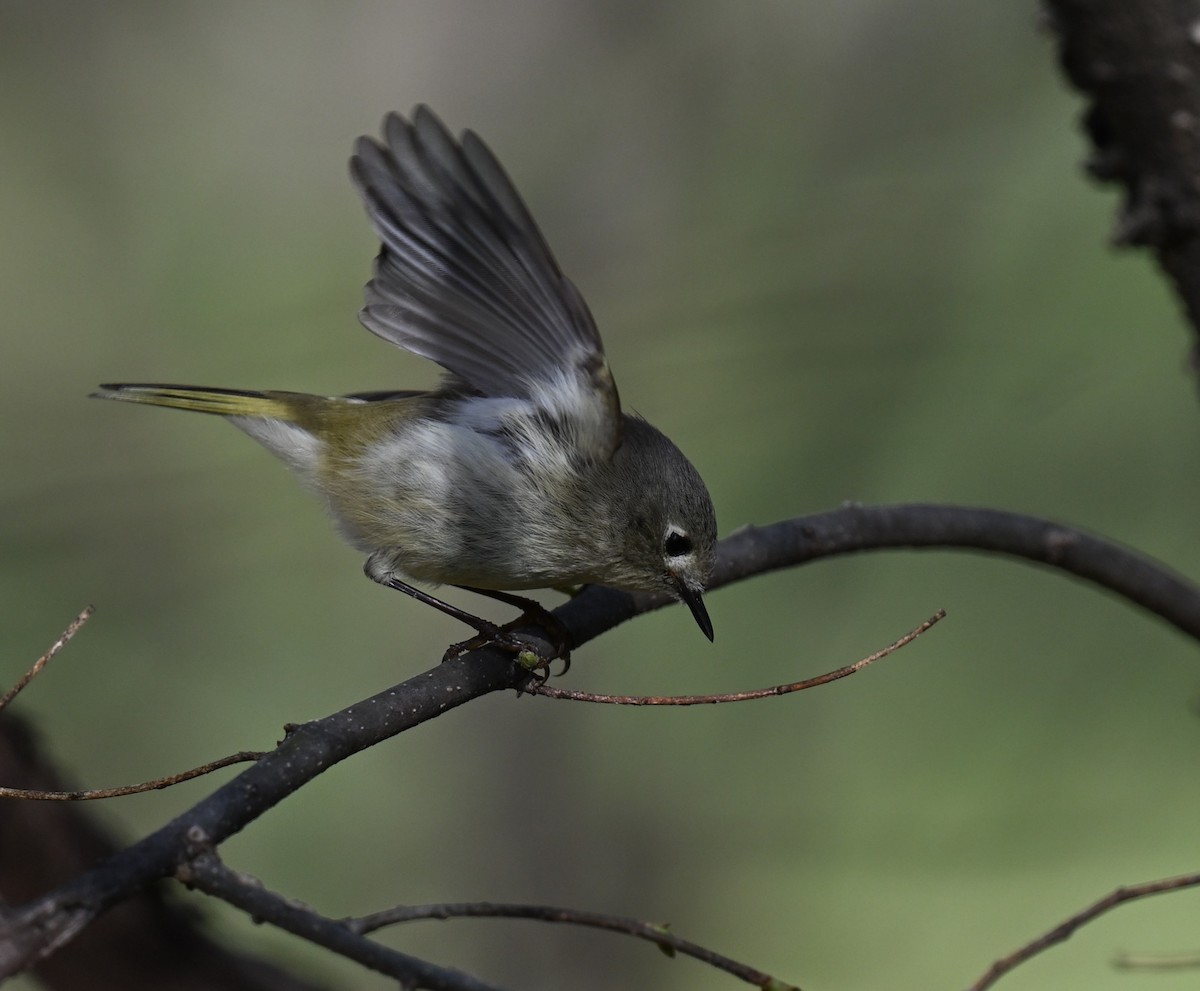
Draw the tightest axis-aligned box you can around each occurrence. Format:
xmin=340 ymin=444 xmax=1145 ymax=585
xmin=4 ymin=2 xmax=1200 ymax=989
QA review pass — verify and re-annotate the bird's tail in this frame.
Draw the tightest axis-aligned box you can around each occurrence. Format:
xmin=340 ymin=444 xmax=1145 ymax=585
xmin=91 ymin=384 xmax=293 ymax=419
xmin=92 ymin=383 xmax=329 ymax=479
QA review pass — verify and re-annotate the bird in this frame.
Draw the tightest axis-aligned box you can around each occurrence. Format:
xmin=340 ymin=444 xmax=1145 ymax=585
xmin=93 ymin=106 xmax=717 ymax=660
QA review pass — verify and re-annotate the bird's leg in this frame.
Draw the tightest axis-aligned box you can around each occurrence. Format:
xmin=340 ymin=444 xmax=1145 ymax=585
xmin=365 ymin=556 xmax=508 ymax=660
xmin=455 ymin=586 xmax=573 ymax=675
xmin=363 ymin=556 xmax=561 ymax=671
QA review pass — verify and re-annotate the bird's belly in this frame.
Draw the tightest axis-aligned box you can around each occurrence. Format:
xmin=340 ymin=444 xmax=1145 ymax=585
xmin=323 ymin=421 xmax=578 ymax=589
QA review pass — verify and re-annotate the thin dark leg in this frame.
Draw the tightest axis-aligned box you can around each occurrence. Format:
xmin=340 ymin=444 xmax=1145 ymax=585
xmin=378 ymin=576 xmax=503 ymax=636
xmin=455 ymin=586 xmax=545 ymax=614
xmin=363 ymin=556 xmax=564 ymax=673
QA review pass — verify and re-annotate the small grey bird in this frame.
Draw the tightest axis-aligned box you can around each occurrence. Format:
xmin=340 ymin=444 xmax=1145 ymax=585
xmin=94 ymin=106 xmax=717 ymax=652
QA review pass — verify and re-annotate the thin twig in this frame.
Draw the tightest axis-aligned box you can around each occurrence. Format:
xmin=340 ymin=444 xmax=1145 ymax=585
xmin=178 ymin=850 xmax=510 ymax=991
xmin=0 ymin=751 xmax=266 ymax=801
xmin=7 ymin=505 xmax=1200 ymax=978
xmin=968 ymin=871 xmax=1200 ymax=990
xmin=1114 ymin=951 xmax=1200 ymax=969
xmin=0 ymin=715 xmax=323 ymax=991
xmin=533 ymin=609 xmax=944 ymax=705
xmin=0 ymin=606 xmax=94 ymax=714
xmin=346 ymin=901 xmax=799 ymax=989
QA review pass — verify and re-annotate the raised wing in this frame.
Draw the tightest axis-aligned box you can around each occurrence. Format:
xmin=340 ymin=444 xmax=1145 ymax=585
xmin=350 ymin=106 xmax=621 ymax=460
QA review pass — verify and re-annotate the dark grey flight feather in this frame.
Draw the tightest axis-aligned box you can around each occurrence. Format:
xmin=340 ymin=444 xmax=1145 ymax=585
xmin=350 ymin=107 xmax=615 ymax=424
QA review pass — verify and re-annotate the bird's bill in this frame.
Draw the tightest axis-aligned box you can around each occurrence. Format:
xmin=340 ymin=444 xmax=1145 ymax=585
xmin=675 ymin=579 xmax=714 ymax=642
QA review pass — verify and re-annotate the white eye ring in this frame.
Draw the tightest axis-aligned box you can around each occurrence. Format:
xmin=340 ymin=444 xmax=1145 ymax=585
xmin=663 ymin=527 xmax=693 ymax=559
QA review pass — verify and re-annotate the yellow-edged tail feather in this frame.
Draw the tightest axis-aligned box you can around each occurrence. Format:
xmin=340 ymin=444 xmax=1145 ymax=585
xmin=90 ymin=384 xmax=290 ymax=418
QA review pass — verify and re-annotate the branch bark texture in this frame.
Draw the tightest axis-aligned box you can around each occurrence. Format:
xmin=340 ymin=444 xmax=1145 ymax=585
xmin=1 ymin=503 xmax=1197 ymax=983
xmin=1046 ymin=0 xmax=1200 ymax=370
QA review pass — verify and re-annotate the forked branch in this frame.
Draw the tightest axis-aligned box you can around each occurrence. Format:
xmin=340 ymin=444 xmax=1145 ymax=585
xmin=1 ymin=503 xmax=1197 ymax=987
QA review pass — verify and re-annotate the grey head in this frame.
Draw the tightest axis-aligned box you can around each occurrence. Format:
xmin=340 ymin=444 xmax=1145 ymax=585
xmin=596 ymin=417 xmax=717 ymax=640
xmin=349 ymin=107 xmax=717 ymax=638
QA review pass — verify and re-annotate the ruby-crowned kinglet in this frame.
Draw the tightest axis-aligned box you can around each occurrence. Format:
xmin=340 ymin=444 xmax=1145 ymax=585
xmin=94 ymin=106 xmax=716 ymax=646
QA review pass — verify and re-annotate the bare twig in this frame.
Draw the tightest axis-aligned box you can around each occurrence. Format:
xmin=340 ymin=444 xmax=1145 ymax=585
xmin=347 ymin=901 xmax=799 ymax=989
xmin=4 ymin=505 xmax=1199 ymax=979
xmin=0 ymin=607 xmax=94 ymax=715
xmin=0 ymin=645 xmax=525 ymax=978
xmin=967 ymin=871 xmax=1200 ymax=991
xmin=1114 ymin=951 xmax=1200 ymax=969
xmin=533 ymin=610 xmax=944 ymax=705
xmin=0 ymin=714 xmax=329 ymax=991
xmin=0 ymin=751 xmax=265 ymax=801
xmin=177 ymin=851 xmax=509 ymax=991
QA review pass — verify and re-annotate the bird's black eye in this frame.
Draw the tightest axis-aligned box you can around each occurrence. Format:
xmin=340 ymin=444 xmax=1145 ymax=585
xmin=664 ymin=530 xmax=692 ymax=558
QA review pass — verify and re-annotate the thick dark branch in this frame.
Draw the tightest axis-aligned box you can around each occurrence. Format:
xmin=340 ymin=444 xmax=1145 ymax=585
xmin=0 ymin=648 xmax=520 ymax=978
xmin=689 ymin=505 xmax=1200 ymax=642
xmin=0 ymin=715 xmax=325 ymax=991
xmin=1044 ymin=0 xmax=1200 ymax=369
xmin=2 ymin=503 xmax=1196 ymax=980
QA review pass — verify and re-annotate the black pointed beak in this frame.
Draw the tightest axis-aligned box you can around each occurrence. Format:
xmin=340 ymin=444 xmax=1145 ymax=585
xmin=674 ymin=579 xmax=714 ymax=642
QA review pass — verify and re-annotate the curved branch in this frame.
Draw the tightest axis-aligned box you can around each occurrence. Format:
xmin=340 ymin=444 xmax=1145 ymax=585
xmin=347 ymin=901 xmax=795 ymax=989
xmin=591 ymin=504 xmax=1200 ymax=643
xmin=0 ymin=751 xmax=265 ymax=801
xmin=2 ymin=503 xmax=1196 ymax=980
xmin=533 ymin=609 xmax=944 ymax=704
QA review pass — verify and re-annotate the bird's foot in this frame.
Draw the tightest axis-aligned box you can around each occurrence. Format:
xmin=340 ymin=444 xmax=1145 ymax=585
xmin=440 ymin=593 xmax=573 ymax=680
